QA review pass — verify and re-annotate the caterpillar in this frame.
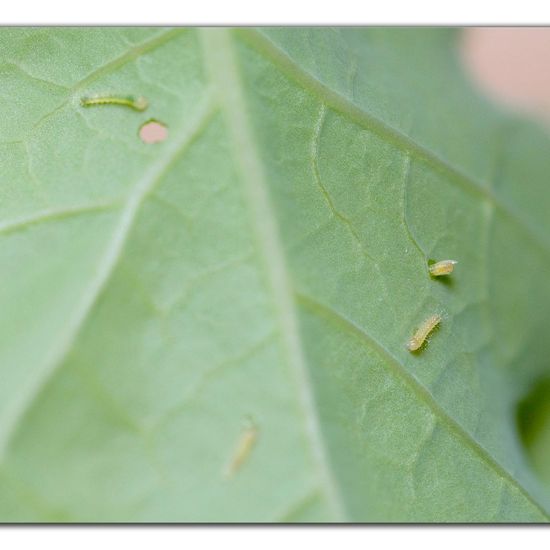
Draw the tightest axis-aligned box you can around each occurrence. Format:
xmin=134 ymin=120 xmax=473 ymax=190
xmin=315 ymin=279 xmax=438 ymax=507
xmin=429 ymin=259 xmax=457 ymax=277
xmin=407 ymin=313 xmax=442 ymax=352
xmin=224 ymin=418 xmax=258 ymax=478
xmin=80 ymin=95 xmax=148 ymax=112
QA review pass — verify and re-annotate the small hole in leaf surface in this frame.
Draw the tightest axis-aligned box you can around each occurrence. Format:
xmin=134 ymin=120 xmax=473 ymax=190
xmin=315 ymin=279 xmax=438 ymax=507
xmin=517 ymin=378 xmax=550 ymax=488
xmin=140 ymin=120 xmax=168 ymax=144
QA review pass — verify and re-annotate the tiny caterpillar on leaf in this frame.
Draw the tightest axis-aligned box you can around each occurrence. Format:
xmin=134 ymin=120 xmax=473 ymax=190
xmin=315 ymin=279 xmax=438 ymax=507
xmin=80 ymin=95 xmax=148 ymax=112
xmin=429 ymin=259 xmax=458 ymax=277
xmin=224 ymin=418 xmax=258 ymax=478
xmin=407 ymin=313 xmax=442 ymax=352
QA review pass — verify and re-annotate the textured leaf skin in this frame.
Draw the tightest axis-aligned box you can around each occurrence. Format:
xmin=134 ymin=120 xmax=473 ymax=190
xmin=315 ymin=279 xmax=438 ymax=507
xmin=0 ymin=27 xmax=549 ymax=522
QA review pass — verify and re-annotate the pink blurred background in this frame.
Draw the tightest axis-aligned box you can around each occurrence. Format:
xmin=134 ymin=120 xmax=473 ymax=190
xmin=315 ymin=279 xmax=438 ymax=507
xmin=461 ymin=28 xmax=550 ymax=125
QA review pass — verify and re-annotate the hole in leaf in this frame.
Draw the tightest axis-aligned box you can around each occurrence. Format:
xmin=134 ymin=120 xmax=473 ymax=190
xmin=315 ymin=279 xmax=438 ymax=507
xmin=517 ymin=378 xmax=550 ymax=487
xmin=139 ymin=120 xmax=168 ymax=144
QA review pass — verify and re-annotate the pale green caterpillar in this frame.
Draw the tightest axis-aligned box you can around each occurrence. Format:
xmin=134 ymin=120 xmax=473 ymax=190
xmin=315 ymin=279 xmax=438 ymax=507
xmin=80 ymin=95 xmax=148 ymax=112
xmin=407 ymin=313 xmax=442 ymax=352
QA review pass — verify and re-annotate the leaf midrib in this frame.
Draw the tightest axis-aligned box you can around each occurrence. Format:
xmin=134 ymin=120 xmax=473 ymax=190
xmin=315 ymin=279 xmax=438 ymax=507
xmin=199 ymin=28 xmax=348 ymax=521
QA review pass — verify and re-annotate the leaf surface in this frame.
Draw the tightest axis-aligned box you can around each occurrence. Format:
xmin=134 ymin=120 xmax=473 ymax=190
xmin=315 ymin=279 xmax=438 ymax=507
xmin=0 ymin=27 xmax=549 ymax=522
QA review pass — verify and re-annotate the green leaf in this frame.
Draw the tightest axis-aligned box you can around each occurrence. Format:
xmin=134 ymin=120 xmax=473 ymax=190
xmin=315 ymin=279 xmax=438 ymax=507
xmin=0 ymin=27 xmax=549 ymax=522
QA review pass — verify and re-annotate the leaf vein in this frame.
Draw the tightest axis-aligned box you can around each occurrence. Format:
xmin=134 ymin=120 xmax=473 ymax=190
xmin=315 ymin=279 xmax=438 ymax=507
xmin=239 ymin=28 xmax=550 ymax=262
xmin=0 ymin=201 xmax=120 ymax=237
xmin=0 ymin=93 xmax=217 ymax=462
xmin=296 ymin=291 xmax=550 ymax=521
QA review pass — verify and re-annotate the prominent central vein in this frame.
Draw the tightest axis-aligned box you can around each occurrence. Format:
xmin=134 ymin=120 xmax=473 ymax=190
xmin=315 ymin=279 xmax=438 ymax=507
xmin=200 ymin=28 xmax=347 ymax=521
xmin=0 ymin=93 xmax=217 ymax=462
